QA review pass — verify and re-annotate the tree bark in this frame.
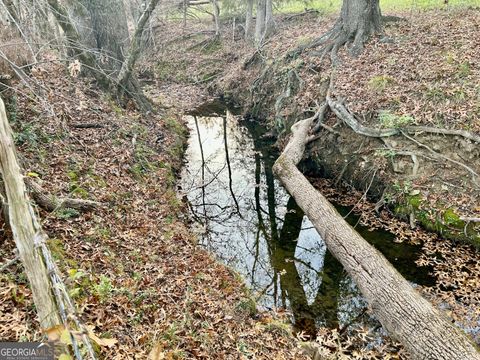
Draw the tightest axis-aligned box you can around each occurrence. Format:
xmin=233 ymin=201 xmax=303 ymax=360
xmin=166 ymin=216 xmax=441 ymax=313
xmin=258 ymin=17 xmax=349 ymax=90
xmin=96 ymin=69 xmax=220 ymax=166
xmin=0 ymin=96 xmax=60 ymax=329
xmin=79 ymin=0 xmax=130 ymax=72
xmin=47 ymin=0 xmax=101 ymax=78
xmin=337 ymin=0 xmax=382 ymax=55
xmin=116 ymin=0 xmax=160 ymax=109
xmin=272 ymin=103 xmax=480 ymax=359
xmin=210 ymin=0 xmax=220 ymax=36
xmin=264 ymin=0 xmax=275 ymax=38
xmin=255 ymin=0 xmax=266 ymax=46
xmin=25 ymin=177 xmax=101 ymax=212
xmin=245 ymin=0 xmax=254 ymax=40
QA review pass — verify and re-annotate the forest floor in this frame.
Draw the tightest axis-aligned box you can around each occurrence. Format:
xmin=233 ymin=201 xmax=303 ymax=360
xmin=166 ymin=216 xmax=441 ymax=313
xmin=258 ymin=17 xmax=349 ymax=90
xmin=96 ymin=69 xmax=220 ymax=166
xmin=1 ymin=4 xmax=479 ymax=360
xmin=151 ymin=7 xmax=480 ymax=245
xmin=0 ymin=62 xmax=307 ymax=359
xmin=146 ymin=4 xmax=480 ymax=357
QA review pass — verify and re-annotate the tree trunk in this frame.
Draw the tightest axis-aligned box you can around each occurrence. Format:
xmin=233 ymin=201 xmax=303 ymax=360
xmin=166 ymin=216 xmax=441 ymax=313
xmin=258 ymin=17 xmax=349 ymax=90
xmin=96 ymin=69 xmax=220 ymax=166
xmin=254 ymin=0 xmax=265 ymax=46
xmin=245 ymin=0 xmax=254 ymax=40
xmin=272 ymin=102 xmax=480 ymax=359
xmin=294 ymin=0 xmax=382 ymax=59
xmin=210 ymin=0 xmax=220 ymax=36
xmin=337 ymin=0 xmax=381 ymax=55
xmin=2 ymin=0 xmax=19 ymax=22
xmin=0 ymin=97 xmax=60 ymax=330
xmin=264 ymin=0 xmax=275 ymax=38
xmin=47 ymin=0 xmax=98 ymax=73
xmin=116 ymin=0 xmax=160 ymax=110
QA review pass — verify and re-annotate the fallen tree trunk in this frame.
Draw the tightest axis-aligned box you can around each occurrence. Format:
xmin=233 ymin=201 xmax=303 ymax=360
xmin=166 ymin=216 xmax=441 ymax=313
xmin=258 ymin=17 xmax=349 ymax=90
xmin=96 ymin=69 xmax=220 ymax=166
xmin=272 ymin=104 xmax=480 ymax=359
xmin=25 ymin=177 xmax=102 ymax=212
xmin=0 ymin=98 xmax=60 ymax=329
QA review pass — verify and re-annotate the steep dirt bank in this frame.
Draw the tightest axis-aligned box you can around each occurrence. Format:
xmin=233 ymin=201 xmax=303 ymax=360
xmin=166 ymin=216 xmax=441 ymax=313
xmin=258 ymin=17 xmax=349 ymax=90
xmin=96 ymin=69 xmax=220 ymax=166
xmin=150 ymin=8 xmax=479 ymax=248
xmin=204 ymin=8 xmax=479 ymax=248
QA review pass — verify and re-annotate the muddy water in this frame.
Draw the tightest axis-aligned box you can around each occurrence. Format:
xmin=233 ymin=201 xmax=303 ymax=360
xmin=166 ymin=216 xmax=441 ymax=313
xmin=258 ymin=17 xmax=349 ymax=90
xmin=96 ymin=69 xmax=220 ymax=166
xmin=180 ymin=102 xmax=434 ymax=335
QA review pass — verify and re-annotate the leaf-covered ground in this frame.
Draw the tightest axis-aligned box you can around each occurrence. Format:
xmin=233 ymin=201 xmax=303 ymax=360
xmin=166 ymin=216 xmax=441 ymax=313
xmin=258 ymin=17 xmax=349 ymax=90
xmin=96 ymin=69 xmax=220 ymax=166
xmin=148 ymin=5 xmax=480 ymax=358
xmin=0 ymin=61 xmax=307 ymax=359
xmin=1 ymin=5 xmax=480 ymax=360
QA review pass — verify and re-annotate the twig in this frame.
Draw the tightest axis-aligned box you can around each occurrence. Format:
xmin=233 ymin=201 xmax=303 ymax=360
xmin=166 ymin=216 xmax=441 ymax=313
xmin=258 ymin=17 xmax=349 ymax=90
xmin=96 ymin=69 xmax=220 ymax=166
xmin=0 ymin=256 xmax=19 ymax=272
xmin=72 ymin=123 xmax=105 ymax=129
xmin=328 ymin=97 xmax=480 ymax=143
xmin=460 ymin=217 xmax=480 ymax=223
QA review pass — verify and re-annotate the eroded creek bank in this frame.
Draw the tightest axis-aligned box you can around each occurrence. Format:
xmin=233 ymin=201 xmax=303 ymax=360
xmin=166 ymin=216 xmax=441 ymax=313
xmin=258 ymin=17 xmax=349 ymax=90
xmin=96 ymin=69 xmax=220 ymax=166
xmin=179 ymin=101 xmax=436 ymax=338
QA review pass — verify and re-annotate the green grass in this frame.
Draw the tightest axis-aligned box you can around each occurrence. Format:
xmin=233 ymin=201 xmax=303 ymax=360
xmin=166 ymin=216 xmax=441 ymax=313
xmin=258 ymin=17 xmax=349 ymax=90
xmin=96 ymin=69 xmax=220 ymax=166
xmin=275 ymin=0 xmax=479 ymax=14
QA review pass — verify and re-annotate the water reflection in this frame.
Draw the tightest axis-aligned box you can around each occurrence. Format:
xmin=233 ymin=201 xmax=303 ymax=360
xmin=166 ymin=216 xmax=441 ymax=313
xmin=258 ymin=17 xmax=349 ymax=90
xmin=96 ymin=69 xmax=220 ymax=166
xmin=180 ymin=105 xmax=433 ymax=335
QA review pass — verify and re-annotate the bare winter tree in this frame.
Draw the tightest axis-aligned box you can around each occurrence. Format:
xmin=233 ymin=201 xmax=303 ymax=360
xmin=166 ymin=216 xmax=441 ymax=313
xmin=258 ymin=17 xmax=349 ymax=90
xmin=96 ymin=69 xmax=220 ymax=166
xmin=47 ymin=0 xmax=160 ymax=111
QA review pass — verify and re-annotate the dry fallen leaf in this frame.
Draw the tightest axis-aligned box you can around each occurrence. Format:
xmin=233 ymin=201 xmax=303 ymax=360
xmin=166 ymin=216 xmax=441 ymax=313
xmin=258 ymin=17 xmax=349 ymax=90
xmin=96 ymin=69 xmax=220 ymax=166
xmin=148 ymin=343 xmax=165 ymax=360
xmin=86 ymin=325 xmax=118 ymax=347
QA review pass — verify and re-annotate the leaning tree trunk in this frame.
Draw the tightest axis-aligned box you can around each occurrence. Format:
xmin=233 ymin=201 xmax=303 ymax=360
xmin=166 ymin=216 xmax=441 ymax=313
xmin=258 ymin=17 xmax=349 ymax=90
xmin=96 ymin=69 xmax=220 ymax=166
xmin=0 ymin=97 xmax=60 ymax=329
xmin=116 ymin=0 xmax=160 ymax=111
xmin=272 ymin=94 xmax=480 ymax=358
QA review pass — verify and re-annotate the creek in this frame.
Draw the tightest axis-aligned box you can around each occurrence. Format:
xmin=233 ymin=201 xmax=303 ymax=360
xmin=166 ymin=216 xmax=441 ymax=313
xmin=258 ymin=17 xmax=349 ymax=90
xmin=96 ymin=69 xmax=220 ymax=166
xmin=179 ymin=101 xmax=434 ymax=336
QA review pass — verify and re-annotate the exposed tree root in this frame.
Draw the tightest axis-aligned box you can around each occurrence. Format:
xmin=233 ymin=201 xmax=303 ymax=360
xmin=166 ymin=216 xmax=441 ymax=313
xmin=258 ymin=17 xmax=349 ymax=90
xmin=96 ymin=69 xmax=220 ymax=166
xmin=328 ymin=96 xmax=480 ymax=143
xmin=400 ymin=131 xmax=479 ymax=188
xmin=324 ymin=94 xmax=480 ymax=187
xmin=273 ymin=96 xmax=480 ymax=360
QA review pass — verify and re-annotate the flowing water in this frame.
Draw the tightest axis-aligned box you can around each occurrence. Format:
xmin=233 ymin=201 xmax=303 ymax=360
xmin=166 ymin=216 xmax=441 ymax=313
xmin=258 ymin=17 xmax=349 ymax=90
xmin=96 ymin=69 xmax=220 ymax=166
xmin=180 ymin=102 xmax=434 ymax=335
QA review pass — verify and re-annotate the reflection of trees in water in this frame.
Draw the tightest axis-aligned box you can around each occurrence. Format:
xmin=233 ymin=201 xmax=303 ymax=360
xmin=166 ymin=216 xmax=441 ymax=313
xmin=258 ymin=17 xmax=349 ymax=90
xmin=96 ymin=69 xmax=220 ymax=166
xmin=183 ymin=113 xmax=429 ymax=338
xmin=182 ymin=113 xmax=349 ymax=336
xmin=252 ymin=133 xmax=346 ymax=336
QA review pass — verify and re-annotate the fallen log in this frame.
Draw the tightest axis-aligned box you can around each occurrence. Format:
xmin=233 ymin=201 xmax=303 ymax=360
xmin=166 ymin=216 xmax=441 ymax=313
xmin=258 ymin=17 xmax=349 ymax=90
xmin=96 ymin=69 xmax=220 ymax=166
xmin=25 ymin=177 xmax=102 ymax=212
xmin=272 ymin=104 xmax=480 ymax=359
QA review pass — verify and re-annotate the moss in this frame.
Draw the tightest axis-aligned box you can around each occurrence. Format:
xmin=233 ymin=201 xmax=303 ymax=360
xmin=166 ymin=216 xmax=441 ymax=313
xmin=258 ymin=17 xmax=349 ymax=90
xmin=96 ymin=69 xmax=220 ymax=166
xmin=393 ymin=195 xmax=480 ymax=249
xmin=443 ymin=208 xmax=463 ymax=227
xmin=407 ymin=194 xmax=422 ymax=208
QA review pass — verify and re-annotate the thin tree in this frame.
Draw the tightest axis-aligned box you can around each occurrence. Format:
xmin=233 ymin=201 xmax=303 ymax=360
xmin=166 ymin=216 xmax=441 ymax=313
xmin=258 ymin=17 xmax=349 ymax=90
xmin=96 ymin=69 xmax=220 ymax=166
xmin=117 ymin=0 xmax=161 ymax=102
xmin=254 ymin=0 xmax=275 ymax=46
xmin=244 ymin=0 xmax=254 ymax=40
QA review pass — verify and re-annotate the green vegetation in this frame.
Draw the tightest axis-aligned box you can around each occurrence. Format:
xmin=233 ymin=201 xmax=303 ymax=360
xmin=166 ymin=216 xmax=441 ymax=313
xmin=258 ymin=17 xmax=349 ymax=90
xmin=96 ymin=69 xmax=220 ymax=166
xmin=93 ymin=275 xmax=115 ymax=303
xmin=378 ymin=110 xmax=415 ymax=128
xmin=368 ymin=75 xmax=395 ymax=93
xmin=391 ymin=192 xmax=480 ymax=249
xmin=236 ymin=297 xmax=257 ymax=317
xmin=275 ymin=0 xmax=480 ymax=14
xmin=55 ymin=208 xmax=81 ymax=219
